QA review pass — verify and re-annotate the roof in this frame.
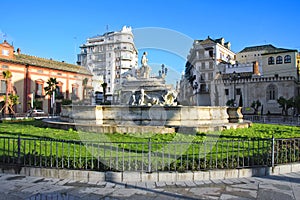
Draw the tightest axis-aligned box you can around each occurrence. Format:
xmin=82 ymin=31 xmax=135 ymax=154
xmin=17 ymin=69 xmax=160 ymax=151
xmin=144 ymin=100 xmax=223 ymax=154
xmin=0 ymin=54 xmax=92 ymax=76
xmin=239 ymin=44 xmax=297 ymax=54
xmin=195 ymin=36 xmax=225 ymax=46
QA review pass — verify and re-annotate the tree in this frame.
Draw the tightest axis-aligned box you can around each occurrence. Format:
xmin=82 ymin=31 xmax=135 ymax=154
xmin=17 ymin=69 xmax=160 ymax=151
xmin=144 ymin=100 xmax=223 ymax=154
xmin=101 ymin=82 xmax=107 ymax=102
xmin=251 ymin=100 xmax=261 ymax=115
xmin=294 ymin=95 xmax=300 ymax=115
xmin=44 ymin=77 xmax=58 ymax=114
xmin=277 ymin=96 xmax=294 ymax=116
xmin=6 ymin=94 xmax=19 ymax=114
xmin=2 ymin=70 xmax=12 ymax=115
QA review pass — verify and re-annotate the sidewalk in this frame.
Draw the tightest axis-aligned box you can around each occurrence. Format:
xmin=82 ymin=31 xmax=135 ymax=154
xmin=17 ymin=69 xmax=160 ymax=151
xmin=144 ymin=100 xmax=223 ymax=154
xmin=0 ymin=171 xmax=299 ymax=200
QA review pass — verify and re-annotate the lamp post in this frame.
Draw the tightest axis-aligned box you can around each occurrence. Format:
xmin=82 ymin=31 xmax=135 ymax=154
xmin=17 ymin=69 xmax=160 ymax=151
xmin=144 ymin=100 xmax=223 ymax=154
xmin=230 ymin=71 xmax=240 ymax=107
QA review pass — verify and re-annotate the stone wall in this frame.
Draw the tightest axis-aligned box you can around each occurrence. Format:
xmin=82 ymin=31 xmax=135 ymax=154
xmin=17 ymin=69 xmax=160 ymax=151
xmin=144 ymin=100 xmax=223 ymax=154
xmin=61 ymin=105 xmax=229 ymax=127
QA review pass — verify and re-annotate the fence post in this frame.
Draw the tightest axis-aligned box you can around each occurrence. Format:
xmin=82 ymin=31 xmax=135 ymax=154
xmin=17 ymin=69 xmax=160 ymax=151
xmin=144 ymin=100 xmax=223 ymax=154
xmin=17 ymin=134 xmax=21 ymax=165
xmin=271 ymin=135 xmax=275 ymax=172
xmin=148 ymin=138 xmax=152 ymax=173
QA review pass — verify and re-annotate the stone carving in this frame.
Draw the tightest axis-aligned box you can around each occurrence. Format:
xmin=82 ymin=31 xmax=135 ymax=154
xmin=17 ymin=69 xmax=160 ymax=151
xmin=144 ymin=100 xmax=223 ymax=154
xmin=141 ymin=52 xmax=148 ymax=67
xmin=129 ymin=89 xmax=178 ymax=106
xmin=162 ymin=90 xmax=178 ymax=106
xmin=139 ymin=52 xmax=151 ymax=78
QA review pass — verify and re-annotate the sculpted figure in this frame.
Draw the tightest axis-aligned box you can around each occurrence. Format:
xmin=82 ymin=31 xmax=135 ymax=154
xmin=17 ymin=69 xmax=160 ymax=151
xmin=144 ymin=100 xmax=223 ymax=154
xmin=141 ymin=52 xmax=148 ymax=67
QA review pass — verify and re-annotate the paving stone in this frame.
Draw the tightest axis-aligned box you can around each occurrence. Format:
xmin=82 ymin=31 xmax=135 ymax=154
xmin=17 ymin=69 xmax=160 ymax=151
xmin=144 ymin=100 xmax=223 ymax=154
xmin=135 ymin=181 xmax=147 ymax=188
xmin=203 ymin=180 xmax=213 ymax=184
xmin=257 ymin=189 xmax=294 ymax=200
xmin=165 ymin=181 xmax=176 ymax=186
xmin=211 ymin=179 xmax=223 ymax=184
xmin=88 ymin=188 xmax=115 ymax=196
xmin=110 ymin=188 xmax=139 ymax=197
xmin=220 ymin=193 xmax=251 ymax=200
xmin=96 ymin=181 xmax=107 ymax=186
xmin=221 ymin=179 xmax=234 ymax=185
xmin=156 ymin=181 xmax=166 ymax=187
xmin=146 ymin=181 xmax=156 ymax=189
xmin=24 ymin=177 xmax=44 ymax=183
xmin=56 ymin=178 xmax=71 ymax=186
xmin=226 ymin=186 xmax=257 ymax=199
xmin=114 ymin=183 xmax=126 ymax=189
xmin=189 ymin=187 xmax=223 ymax=198
xmin=194 ymin=180 xmax=205 ymax=186
xmin=184 ymin=181 xmax=196 ymax=187
xmin=105 ymin=182 xmax=116 ymax=188
xmin=231 ymin=183 xmax=258 ymax=190
xmin=175 ymin=181 xmax=187 ymax=187
xmin=126 ymin=182 xmax=137 ymax=188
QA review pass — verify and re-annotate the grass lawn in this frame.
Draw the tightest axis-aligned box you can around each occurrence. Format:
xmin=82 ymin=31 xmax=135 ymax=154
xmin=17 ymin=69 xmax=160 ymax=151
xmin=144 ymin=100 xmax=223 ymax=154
xmin=0 ymin=119 xmax=299 ymax=171
xmin=1 ymin=119 xmax=300 ymax=142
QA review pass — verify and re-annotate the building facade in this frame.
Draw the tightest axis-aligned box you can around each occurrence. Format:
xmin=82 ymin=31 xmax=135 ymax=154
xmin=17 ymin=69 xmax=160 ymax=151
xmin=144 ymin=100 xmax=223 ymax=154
xmin=180 ymin=40 xmax=300 ymax=115
xmin=77 ymin=26 xmax=138 ymax=101
xmin=179 ymin=36 xmax=235 ymax=105
xmin=0 ymin=40 xmax=92 ymax=114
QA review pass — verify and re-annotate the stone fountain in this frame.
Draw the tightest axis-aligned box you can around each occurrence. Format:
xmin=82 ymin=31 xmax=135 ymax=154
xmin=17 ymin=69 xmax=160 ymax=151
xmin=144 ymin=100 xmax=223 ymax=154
xmin=44 ymin=52 xmax=249 ymax=133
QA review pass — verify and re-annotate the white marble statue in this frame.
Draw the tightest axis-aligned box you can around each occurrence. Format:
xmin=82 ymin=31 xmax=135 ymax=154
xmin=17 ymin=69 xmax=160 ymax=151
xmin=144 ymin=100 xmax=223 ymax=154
xmin=141 ymin=52 xmax=148 ymax=67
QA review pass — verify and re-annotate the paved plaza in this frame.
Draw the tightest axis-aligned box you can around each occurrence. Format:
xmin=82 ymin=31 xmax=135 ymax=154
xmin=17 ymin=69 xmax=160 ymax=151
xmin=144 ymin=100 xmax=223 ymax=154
xmin=0 ymin=171 xmax=299 ymax=199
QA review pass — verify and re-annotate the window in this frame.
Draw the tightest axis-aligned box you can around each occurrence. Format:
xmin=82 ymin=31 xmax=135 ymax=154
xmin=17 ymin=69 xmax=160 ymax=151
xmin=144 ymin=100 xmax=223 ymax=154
xmin=225 ymin=89 xmax=229 ymax=95
xmin=209 ymin=50 xmax=213 ymax=58
xmin=236 ymin=88 xmax=241 ymax=95
xmin=72 ymin=84 xmax=79 ymax=100
xmin=208 ymin=72 xmax=213 ymax=80
xmin=266 ymin=84 xmax=277 ymax=101
xmin=201 ymin=63 xmax=205 ymax=70
xmin=0 ymin=80 xmax=6 ymax=94
xmin=36 ymin=83 xmax=43 ymax=96
xmin=284 ymin=55 xmax=291 ymax=63
xmin=209 ymin=62 xmax=213 ymax=69
xmin=2 ymin=49 xmax=9 ymax=56
xmin=276 ymin=56 xmax=283 ymax=64
xmin=268 ymin=57 xmax=274 ymax=65
xmin=57 ymin=73 xmax=62 ymax=76
xmin=1 ymin=65 xmax=8 ymax=69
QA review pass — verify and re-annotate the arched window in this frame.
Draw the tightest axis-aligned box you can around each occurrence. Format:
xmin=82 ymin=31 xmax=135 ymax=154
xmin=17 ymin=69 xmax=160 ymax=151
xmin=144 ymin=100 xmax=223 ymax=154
xmin=266 ymin=84 xmax=277 ymax=101
xmin=268 ymin=57 xmax=274 ymax=65
xmin=276 ymin=56 xmax=283 ymax=64
xmin=284 ymin=55 xmax=291 ymax=63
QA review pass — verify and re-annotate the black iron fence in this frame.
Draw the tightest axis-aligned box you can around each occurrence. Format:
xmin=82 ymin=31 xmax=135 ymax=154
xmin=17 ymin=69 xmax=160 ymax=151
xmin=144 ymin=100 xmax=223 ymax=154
xmin=0 ymin=135 xmax=299 ymax=172
xmin=244 ymin=115 xmax=300 ymax=126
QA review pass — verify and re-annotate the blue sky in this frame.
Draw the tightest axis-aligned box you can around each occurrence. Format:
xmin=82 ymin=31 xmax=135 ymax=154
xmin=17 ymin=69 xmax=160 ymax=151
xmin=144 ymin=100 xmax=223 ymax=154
xmin=1 ymin=0 xmax=299 ymax=84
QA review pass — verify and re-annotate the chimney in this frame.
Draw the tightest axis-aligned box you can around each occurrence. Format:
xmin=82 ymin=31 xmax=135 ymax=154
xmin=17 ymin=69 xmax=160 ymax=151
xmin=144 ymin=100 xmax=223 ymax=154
xmin=17 ymin=48 xmax=21 ymax=55
xmin=253 ymin=61 xmax=260 ymax=75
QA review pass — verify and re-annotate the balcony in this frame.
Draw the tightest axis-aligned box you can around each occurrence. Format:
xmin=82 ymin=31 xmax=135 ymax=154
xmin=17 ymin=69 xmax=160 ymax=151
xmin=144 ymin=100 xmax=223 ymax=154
xmin=121 ymin=56 xmax=131 ymax=61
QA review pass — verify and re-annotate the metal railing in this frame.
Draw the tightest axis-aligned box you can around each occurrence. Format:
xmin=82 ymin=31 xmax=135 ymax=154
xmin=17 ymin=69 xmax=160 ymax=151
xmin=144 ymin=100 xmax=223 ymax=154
xmin=0 ymin=135 xmax=299 ymax=172
xmin=244 ymin=115 xmax=300 ymax=126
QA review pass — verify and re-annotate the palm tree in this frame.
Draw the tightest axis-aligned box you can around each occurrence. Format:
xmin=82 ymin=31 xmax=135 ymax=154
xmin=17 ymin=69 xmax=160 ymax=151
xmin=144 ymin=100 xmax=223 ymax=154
xmin=44 ymin=77 xmax=58 ymax=114
xmin=277 ymin=96 xmax=294 ymax=116
xmin=251 ymin=100 xmax=261 ymax=115
xmin=2 ymin=70 xmax=12 ymax=115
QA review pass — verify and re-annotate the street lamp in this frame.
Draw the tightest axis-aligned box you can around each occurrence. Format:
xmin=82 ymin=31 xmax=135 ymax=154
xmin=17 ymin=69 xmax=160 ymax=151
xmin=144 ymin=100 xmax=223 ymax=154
xmin=230 ymin=71 xmax=240 ymax=106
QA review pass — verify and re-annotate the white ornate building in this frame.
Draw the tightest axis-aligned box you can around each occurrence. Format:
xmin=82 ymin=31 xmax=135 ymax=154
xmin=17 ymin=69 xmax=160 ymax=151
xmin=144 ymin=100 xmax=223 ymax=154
xmin=179 ymin=36 xmax=235 ymax=105
xmin=77 ymin=26 xmax=138 ymax=101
